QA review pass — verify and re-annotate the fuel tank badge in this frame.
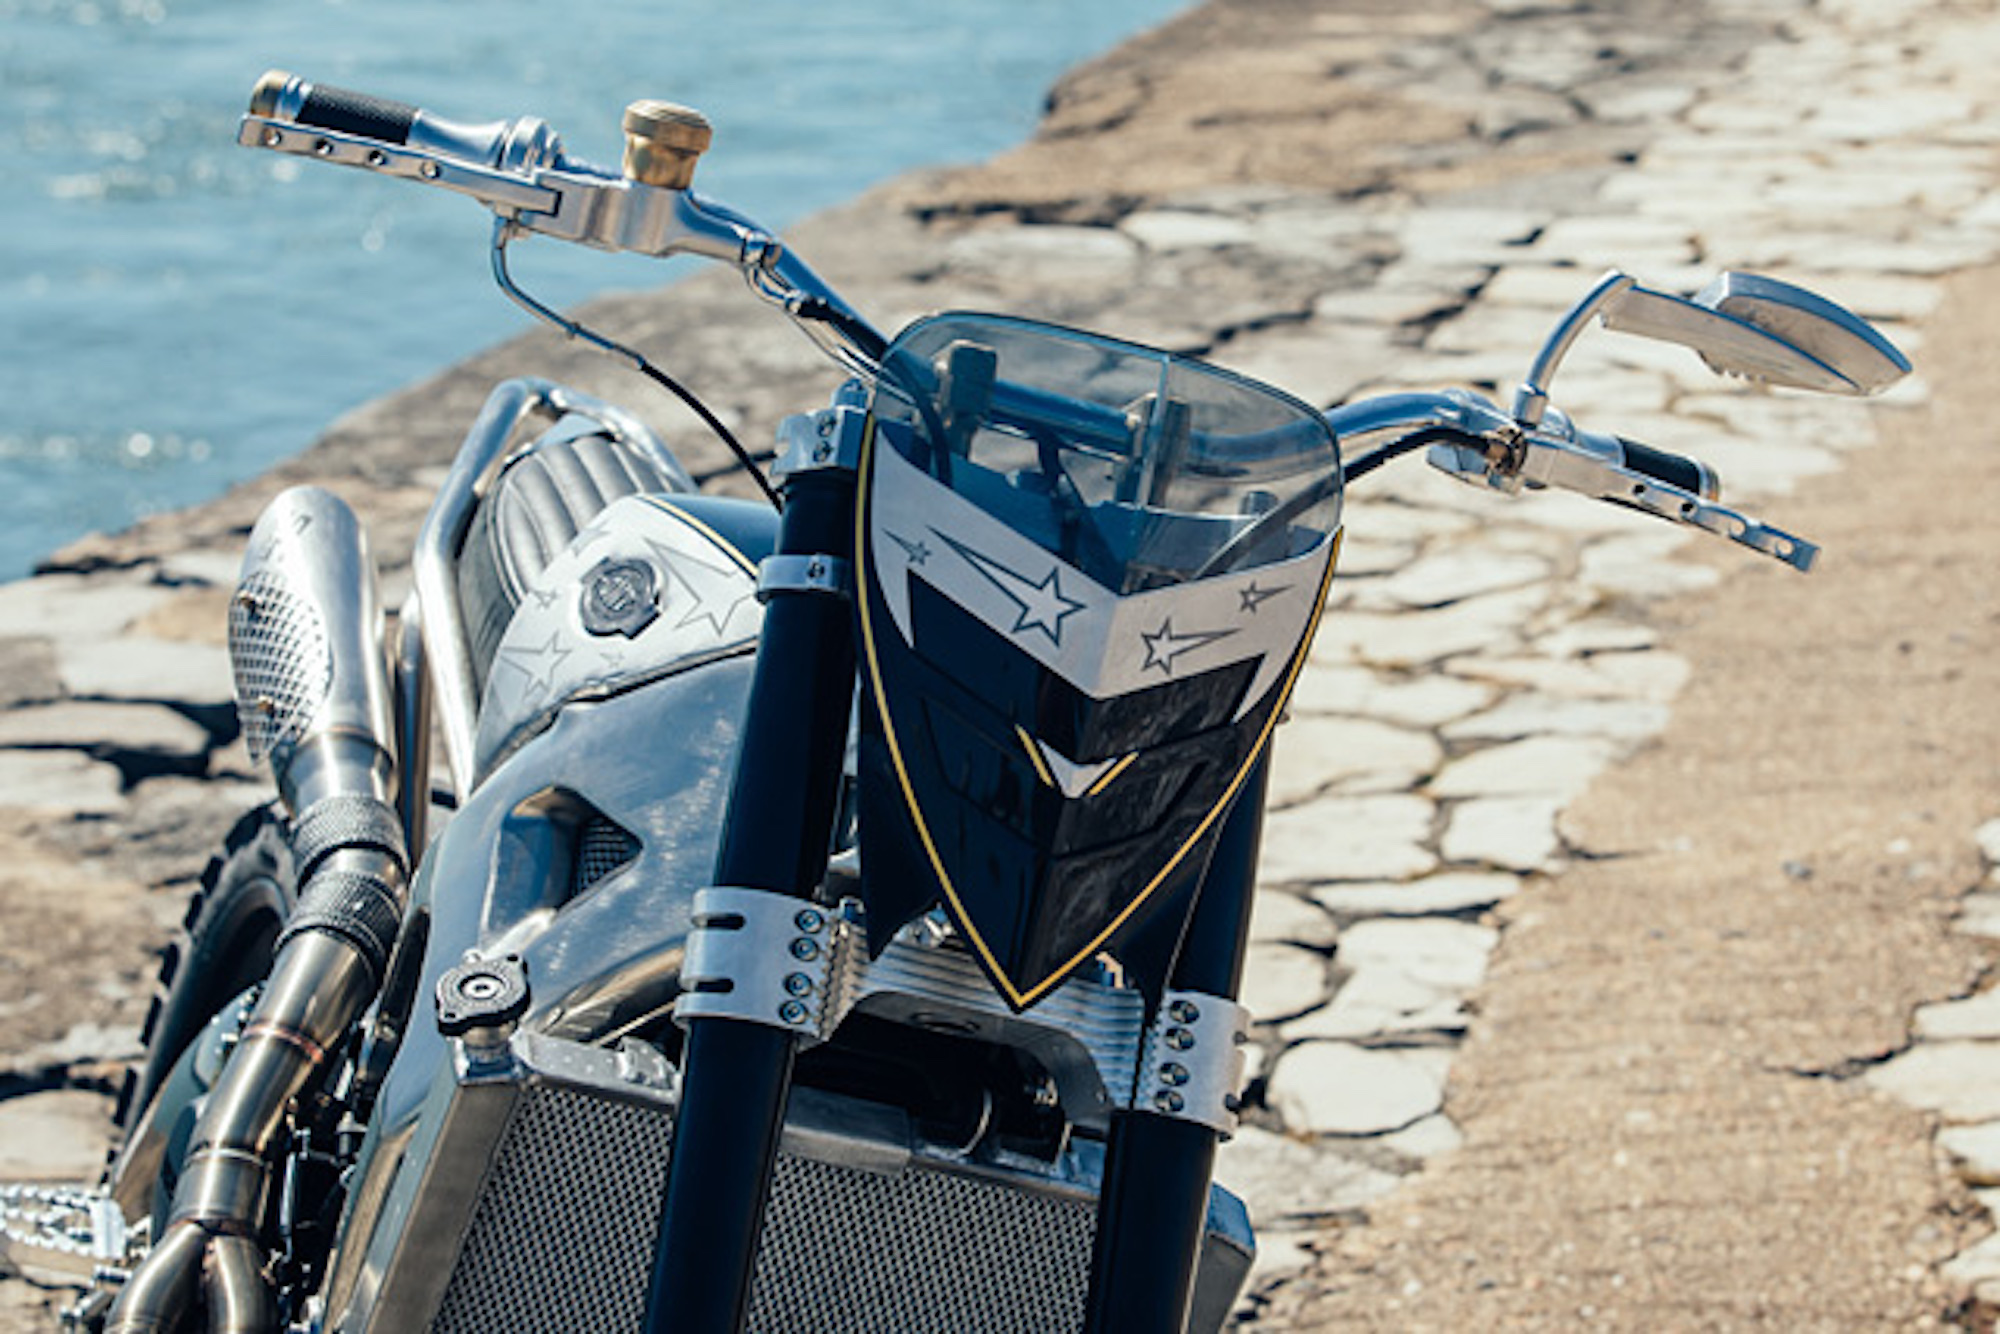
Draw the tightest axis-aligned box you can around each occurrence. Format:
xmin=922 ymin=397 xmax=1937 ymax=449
xmin=580 ymin=556 xmax=661 ymax=638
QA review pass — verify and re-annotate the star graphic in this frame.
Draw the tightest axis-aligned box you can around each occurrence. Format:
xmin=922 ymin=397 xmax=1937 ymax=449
xmin=886 ymin=531 xmax=932 ymax=566
xmin=646 ymin=537 xmax=753 ymax=639
xmin=937 ymin=533 xmax=1086 ymax=647
xmin=493 ymin=628 xmax=576 ymax=712
xmin=1002 ymin=566 xmax=1083 ymax=643
xmin=1238 ymin=581 xmax=1288 ymax=615
xmin=1140 ymin=618 xmax=1236 ymax=674
xmin=527 ymin=584 xmax=561 ymax=612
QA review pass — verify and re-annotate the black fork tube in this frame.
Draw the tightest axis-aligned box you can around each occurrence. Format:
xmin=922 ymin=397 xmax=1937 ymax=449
xmin=1084 ymin=757 xmax=1269 ymax=1334
xmin=643 ymin=468 xmax=857 ymax=1334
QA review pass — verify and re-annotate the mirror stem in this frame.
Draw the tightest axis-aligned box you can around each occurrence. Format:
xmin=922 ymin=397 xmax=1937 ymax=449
xmin=1513 ymin=270 xmax=1634 ymax=427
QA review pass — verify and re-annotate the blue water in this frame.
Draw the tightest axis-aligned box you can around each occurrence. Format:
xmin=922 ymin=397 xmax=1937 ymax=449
xmin=0 ymin=0 xmax=1185 ymax=580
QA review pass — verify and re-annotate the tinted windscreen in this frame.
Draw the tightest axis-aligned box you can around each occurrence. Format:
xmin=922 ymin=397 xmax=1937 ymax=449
xmin=872 ymin=313 xmax=1342 ymax=594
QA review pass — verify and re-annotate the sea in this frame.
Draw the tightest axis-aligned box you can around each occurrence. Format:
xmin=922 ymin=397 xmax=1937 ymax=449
xmin=0 ymin=0 xmax=1187 ymax=581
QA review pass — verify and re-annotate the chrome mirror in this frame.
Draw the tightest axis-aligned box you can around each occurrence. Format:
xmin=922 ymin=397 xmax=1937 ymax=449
xmin=1609 ymin=272 xmax=1910 ymax=394
xmin=1515 ymin=270 xmax=1912 ymax=425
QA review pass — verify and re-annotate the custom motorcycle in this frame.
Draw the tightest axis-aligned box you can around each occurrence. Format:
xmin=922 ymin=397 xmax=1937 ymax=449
xmin=0 ymin=72 xmax=1907 ymax=1333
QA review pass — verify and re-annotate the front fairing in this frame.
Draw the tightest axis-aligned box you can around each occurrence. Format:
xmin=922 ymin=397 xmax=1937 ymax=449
xmin=856 ymin=313 xmax=1342 ymax=1008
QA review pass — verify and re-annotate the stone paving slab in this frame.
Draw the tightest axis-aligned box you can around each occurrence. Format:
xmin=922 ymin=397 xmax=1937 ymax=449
xmin=0 ymin=752 xmax=124 ymax=816
xmin=1265 ymin=1043 xmax=1452 ymax=1137
xmin=0 ymin=1093 xmax=112 ymax=1183
xmin=0 ymin=702 xmax=209 ymax=760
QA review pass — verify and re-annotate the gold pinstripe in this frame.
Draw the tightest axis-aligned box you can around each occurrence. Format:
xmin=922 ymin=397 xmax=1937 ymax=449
xmin=637 ymin=494 xmax=760 ymax=576
xmin=1016 ymin=724 xmax=1059 ymax=789
xmin=856 ymin=416 xmax=1344 ymax=1009
xmin=1083 ymin=752 xmax=1138 ymax=798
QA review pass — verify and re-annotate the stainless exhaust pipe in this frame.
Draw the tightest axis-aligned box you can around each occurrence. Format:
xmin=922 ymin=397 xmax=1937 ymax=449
xmin=228 ymin=485 xmax=397 ymax=816
xmin=111 ymin=487 xmax=410 ymax=1333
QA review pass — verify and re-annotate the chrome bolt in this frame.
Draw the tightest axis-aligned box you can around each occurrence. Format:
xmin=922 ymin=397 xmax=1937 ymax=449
xmin=807 ymin=558 xmax=826 ymax=580
xmin=778 ymin=1000 xmax=809 ymax=1025
xmin=313 ymin=138 xmax=334 ymax=158
xmin=1163 ymin=1027 xmax=1194 ymax=1051
xmin=783 ymin=972 xmax=813 ymax=997
xmin=817 ymin=415 xmax=835 ymax=438
xmin=1153 ymin=1090 xmax=1185 ymax=1114
xmin=365 ymin=148 xmax=388 ymax=167
xmin=789 ymin=937 xmax=819 ymax=962
xmin=1159 ymin=1062 xmax=1189 ymax=1087
xmin=419 ymin=160 xmax=441 ymax=180
xmin=812 ymin=441 xmax=833 ymax=462
xmin=261 ymin=127 xmax=282 ymax=148
xmin=459 ymin=974 xmax=504 ymax=1002
xmin=1168 ymin=999 xmax=1200 ymax=1025
xmin=794 ymin=908 xmax=824 ymax=934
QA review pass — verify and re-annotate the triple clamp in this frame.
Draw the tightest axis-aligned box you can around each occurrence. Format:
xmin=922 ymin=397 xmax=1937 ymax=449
xmin=772 ymin=401 xmax=869 ymax=480
xmin=677 ymin=886 xmax=854 ymax=1041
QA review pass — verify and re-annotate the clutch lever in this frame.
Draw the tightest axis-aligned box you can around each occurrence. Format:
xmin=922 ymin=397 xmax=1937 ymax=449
xmin=235 ymin=71 xmax=886 ymax=376
xmin=1428 ymin=418 xmax=1820 ymax=572
xmin=236 ymin=71 xmax=771 ymax=267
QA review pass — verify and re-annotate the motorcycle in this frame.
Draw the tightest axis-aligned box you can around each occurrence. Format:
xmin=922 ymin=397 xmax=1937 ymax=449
xmin=0 ymin=70 xmax=1909 ymax=1333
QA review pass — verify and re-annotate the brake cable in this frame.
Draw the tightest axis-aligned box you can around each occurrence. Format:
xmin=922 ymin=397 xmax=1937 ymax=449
xmin=489 ymin=219 xmax=782 ymax=510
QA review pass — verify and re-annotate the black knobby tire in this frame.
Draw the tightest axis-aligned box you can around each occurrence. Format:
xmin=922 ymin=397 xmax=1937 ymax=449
xmin=115 ymin=805 xmax=298 ymax=1131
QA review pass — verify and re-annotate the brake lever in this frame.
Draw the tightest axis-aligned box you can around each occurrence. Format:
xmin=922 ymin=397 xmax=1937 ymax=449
xmin=1427 ymin=429 xmax=1819 ymax=572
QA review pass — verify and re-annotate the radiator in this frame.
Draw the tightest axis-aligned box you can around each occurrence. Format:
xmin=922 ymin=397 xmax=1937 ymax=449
xmin=351 ymin=1032 xmax=1252 ymax=1333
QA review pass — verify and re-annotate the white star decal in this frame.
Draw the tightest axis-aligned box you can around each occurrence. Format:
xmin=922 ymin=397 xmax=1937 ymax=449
xmin=937 ymin=533 xmax=1086 ymax=647
xmin=1238 ymin=580 xmax=1288 ymax=615
xmin=493 ymin=629 xmax=576 ymax=712
xmin=1139 ymin=618 xmax=1235 ymax=674
xmin=886 ymin=531 xmax=932 ymax=566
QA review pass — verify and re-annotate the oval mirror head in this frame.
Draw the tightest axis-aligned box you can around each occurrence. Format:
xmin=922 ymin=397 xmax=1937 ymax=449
xmin=1691 ymin=272 xmax=1910 ymax=394
xmin=1602 ymin=271 xmax=1911 ymax=396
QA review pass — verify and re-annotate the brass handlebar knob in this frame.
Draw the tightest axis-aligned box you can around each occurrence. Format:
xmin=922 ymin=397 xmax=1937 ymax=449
xmin=621 ymin=100 xmax=713 ymax=190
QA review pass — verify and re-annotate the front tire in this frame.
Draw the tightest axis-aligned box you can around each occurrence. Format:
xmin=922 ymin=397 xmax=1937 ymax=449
xmin=115 ymin=805 xmax=297 ymax=1134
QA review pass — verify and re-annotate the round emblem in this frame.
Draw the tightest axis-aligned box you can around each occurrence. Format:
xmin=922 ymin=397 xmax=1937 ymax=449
xmin=580 ymin=557 xmax=661 ymax=638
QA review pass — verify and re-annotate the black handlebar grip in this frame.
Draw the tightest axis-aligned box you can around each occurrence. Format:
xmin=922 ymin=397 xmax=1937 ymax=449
xmin=1618 ymin=436 xmax=1719 ymax=501
xmin=294 ymin=80 xmax=420 ymax=145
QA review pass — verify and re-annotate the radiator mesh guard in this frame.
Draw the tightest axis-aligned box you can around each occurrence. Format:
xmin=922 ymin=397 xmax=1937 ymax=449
xmin=746 ymin=1154 xmax=1093 ymax=1334
xmin=431 ymin=1084 xmax=669 ymax=1332
xmin=428 ymin=1080 xmax=1097 ymax=1334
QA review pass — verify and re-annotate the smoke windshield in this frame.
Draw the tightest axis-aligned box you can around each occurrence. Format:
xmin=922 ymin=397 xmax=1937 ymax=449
xmin=871 ymin=313 xmax=1342 ymax=594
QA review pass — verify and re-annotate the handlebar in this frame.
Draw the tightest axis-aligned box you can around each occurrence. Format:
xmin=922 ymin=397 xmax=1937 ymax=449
xmin=236 ymin=72 xmax=1815 ymax=571
xmin=247 ymin=70 xmax=551 ymax=178
xmin=238 ymin=70 xmax=888 ymax=376
xmin=251 ymin=71 xmax=421 ymax=147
